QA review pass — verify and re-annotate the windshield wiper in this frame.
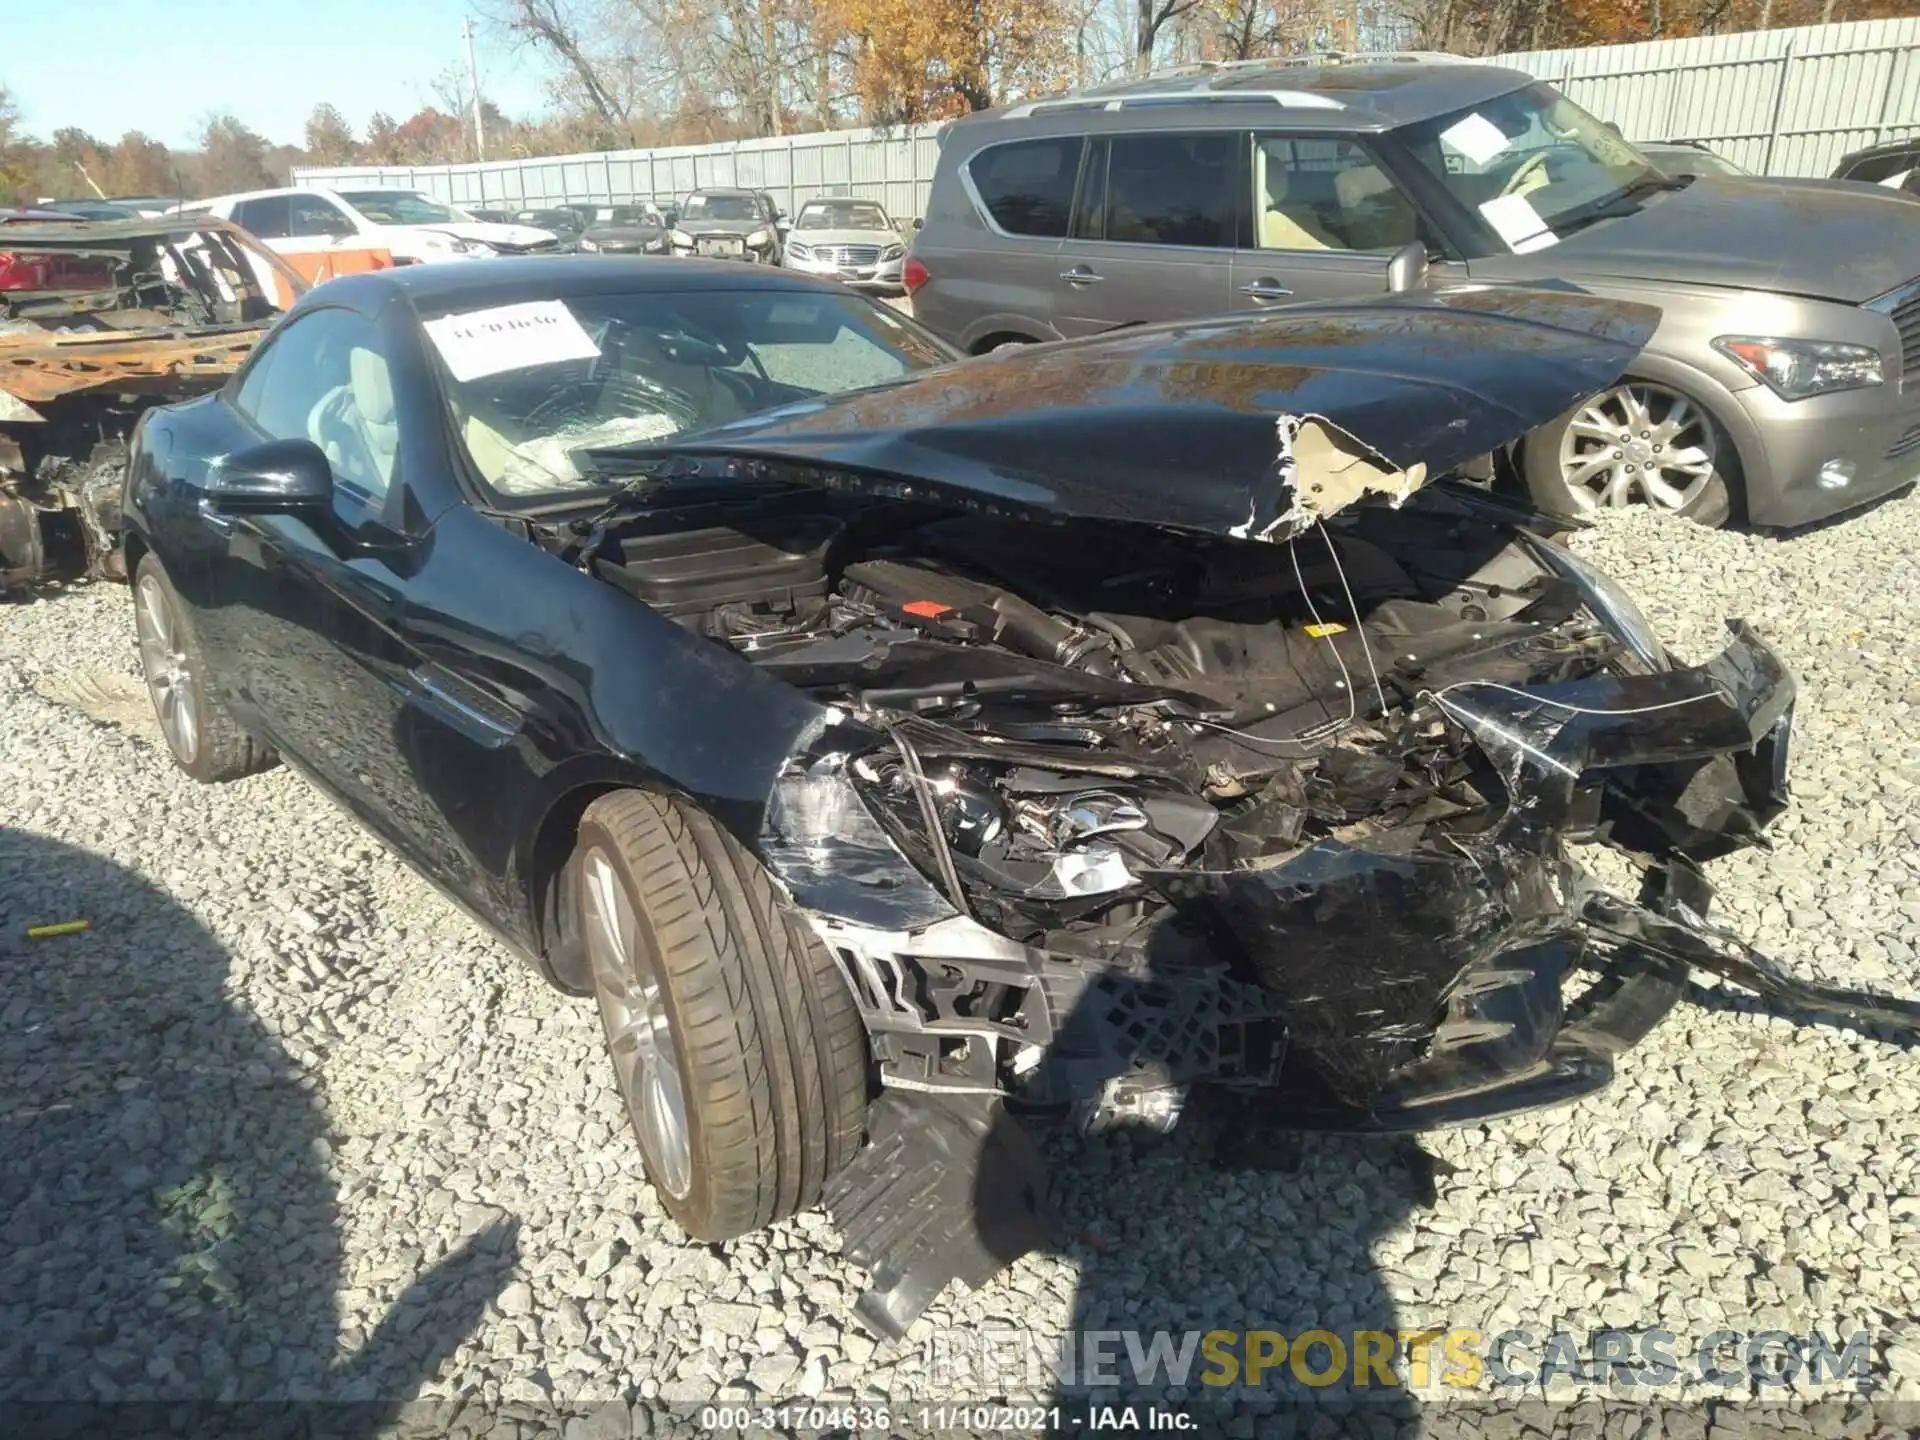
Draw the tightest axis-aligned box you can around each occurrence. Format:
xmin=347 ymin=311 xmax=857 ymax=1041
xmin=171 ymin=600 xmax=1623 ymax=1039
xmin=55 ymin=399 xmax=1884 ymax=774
xmin=1551 ymin=173 xmax=1693 ymax=237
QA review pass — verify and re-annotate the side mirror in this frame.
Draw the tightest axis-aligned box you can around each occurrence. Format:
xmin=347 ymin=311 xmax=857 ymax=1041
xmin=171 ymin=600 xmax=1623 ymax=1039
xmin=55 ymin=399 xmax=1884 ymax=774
xmin=1385 ymin=240 xmax=1430 ymax=295
xmin=911 ymin=216 xmax=924 ymax=230
xmin=206 ymin=438 xmax=333 ymax=509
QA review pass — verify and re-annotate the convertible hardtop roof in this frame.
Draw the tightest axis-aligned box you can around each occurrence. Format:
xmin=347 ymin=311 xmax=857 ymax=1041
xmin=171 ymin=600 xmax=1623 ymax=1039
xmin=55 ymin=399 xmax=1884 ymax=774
xmin=307 ymin=254 xmax=856 ymax=315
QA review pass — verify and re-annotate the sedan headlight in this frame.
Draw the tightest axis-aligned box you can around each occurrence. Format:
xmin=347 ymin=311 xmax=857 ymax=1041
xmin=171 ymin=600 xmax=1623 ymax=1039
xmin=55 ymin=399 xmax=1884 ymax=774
xmin=882 ymin=243 xmax=904 ymax=261
xmin=1522 ymin=535 xmax=1668 ymax=672
xmin=787 ymin=241 xmax=812 ymax=261
xmin=746 ymin=228 xmax=771 ymax=247
xmin=669 ymin=228 xmax=693 ymax=247
xmin=1713 ymin=336 xmax=1884 ymax=400
xmin=577 ymin=236 xmax=600 ymax=253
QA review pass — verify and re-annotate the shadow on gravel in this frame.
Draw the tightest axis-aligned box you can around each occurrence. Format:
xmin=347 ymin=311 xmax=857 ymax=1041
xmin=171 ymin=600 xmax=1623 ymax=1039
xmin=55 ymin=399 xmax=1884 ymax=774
xmin=1765 ymin=482 xmax=1915 ymax=541
xmin=0 ymin=828 xmax=518 ymax=1434
xmin=1041 ymin=1113 xmax=1433 ymax=1434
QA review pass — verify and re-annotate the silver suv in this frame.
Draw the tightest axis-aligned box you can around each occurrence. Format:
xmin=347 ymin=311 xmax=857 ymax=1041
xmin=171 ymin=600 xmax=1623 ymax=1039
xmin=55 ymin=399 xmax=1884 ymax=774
xmin=907 ymin=57 xmax=1920 ymax=528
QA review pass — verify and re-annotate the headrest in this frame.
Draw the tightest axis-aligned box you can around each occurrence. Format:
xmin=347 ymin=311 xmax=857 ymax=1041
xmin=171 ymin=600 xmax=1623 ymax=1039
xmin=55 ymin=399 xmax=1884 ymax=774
xmin=1334 ymin=165 xmax=1395 ymax=208
xmin=350 ymin=347 xmax=394 ymax=426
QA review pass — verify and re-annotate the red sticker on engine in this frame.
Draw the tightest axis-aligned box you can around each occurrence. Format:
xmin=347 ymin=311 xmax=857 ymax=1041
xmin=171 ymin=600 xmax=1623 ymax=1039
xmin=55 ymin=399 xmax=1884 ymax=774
xmin=902 ymin=600 xmax=952 ymax=618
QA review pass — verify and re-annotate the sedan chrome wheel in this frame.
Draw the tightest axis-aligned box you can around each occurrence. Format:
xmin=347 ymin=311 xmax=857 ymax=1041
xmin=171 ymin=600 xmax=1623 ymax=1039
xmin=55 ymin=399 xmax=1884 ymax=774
xmin=582 ymin=847 xmax=692 ymax=1197
xmin=135 ymin=571 xmax=198 ymax=765
xmin=1556 ymin=382 xmax=1717 ymax=511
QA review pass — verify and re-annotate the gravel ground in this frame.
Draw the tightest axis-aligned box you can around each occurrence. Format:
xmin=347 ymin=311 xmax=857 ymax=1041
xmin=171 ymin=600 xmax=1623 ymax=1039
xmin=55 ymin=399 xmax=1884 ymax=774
xmin=3 ymin=493 xmax=1920 ymax=1432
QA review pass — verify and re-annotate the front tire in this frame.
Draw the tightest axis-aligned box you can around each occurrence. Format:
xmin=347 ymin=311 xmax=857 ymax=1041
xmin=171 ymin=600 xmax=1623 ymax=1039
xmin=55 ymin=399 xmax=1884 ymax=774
xmin=1522 ymin=380 xmax=1735 ymax=527
xmin=133 ymin=555 xmax=274 ymax=783
xmin=573 ymin=791 xmax=868 ymax=1240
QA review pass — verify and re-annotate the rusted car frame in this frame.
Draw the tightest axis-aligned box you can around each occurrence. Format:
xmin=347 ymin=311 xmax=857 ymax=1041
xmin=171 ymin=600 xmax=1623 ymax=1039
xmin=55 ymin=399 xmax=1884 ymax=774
xmin=0 ymin=215 xmax=304 ymax=588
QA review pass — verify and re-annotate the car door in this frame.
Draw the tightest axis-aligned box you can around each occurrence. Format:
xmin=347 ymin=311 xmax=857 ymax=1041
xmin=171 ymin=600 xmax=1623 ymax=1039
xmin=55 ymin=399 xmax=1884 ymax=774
xmin=1229 ymin=135 xmax=1445 ymax=309
xmin=1053 ymin=131 xmax=1237 ymax=337
xmin=285 ymin=192 xmax=390 ymax=282
xmin=918 ymin=134 xmax=1080 ymax=346
xmin=201 ymin=304 xmax=502 ymax=897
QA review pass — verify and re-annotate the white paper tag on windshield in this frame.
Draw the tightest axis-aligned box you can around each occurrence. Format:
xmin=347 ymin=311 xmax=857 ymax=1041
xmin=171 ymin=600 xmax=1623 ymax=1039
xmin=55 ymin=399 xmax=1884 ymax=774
xmin=423 ymin=300 xmax=600 ymax=382
xmin=1478 ymin=193 xmax=1559 ymax=253
xmin=1440 ymin=112 xmax=1511 ymax=167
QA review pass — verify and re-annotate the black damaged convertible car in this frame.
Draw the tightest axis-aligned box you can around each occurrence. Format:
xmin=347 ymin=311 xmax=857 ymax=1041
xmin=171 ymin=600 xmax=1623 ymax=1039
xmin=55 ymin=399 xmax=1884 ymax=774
xmin=121 ymin=259 xmax=1913 ymax=1336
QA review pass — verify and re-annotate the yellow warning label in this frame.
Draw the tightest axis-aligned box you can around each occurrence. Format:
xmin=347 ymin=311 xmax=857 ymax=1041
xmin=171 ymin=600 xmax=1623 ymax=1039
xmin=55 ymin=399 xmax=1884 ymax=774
xmin=1303 ymin=622 xmax=1348 ymax=638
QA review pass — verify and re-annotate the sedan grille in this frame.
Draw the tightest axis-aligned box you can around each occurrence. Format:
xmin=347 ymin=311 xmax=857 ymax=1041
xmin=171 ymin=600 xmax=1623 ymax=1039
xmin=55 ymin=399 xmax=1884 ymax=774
xmin=1866 ymin=276 xmax=1920 ymax=377
xmin=813 ymin=244 xmax=883 ymax=265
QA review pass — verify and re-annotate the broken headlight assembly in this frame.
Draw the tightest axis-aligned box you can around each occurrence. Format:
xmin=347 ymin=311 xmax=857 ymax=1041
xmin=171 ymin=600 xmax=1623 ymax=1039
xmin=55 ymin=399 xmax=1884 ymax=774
xmin=850 ymin=743 xmax=1216 ymax=906
xmin=1521 ymin=534 xmax=1669 ymax=672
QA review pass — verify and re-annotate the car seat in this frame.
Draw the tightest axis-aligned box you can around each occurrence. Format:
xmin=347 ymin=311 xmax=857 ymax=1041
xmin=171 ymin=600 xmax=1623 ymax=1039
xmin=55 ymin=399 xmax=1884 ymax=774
xmin=306 ymin=346 xmax=398 ymax=499
xmin=1332 ymin=165 xmax=1417 ymax=251
xmin=1260 ymin=166 xmax=1338 ymax=251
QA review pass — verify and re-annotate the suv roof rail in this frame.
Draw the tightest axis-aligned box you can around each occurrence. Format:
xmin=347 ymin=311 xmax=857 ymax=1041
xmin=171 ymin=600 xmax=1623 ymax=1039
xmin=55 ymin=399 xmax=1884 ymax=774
xmin=998 ymin=48 xmax=1476 ymax=117
xmin=1000 ymin=88 xmax=1346 ymax=118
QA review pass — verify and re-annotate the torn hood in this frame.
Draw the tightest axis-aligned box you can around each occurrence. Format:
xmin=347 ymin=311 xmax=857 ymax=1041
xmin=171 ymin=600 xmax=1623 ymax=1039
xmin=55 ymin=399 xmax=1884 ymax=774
xmin=642 ymin=287 xmax=1657 ymax=542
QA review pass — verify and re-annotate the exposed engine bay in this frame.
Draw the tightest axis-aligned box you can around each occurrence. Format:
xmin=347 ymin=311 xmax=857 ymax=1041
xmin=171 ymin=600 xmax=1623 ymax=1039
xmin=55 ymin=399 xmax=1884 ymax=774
xmin=564 ymin=477 xmax=1810 ymax=1117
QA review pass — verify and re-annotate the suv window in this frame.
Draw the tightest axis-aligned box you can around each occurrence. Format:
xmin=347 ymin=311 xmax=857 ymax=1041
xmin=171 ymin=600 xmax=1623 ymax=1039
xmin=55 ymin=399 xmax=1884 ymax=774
xmin=1839 ymin=148 xmax=1920 ymax=190
xmin=233 ymin=307 xmax=396 ymax=511
xmin=289 ymin=194 xmax=355 ymax=238
xmin=1103 ymin=132 xmax=1237 ymax=247
xmin=969 ymin=138 xmax=1081 ymax=237
xmin=233 ymin=195 xmax=291 ymax=239
xmin=1254 ymin=137 xmax=1419 ymax=252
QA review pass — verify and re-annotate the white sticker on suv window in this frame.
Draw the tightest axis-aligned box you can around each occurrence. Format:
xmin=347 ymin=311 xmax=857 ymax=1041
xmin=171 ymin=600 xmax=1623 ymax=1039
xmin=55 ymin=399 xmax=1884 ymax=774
xmin=1440 ymin=113 xmax=1511 ymax=167
xmin=1478 ymin=193 xmax=1559 ymax=253
xmin=422 ymin=300 xmax=601 ymax=381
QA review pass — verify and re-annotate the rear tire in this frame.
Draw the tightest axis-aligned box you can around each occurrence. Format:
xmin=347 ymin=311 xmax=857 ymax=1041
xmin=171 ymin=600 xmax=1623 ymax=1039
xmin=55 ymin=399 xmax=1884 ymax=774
xmin=573 ymin=791 xmax=869 ymax=1240
xmin=133 ymin=554 xmax=275 ymax=783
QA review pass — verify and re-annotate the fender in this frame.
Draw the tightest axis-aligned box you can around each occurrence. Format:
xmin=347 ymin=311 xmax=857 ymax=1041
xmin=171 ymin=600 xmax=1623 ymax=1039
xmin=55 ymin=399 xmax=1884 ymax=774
xmin=956 ymin=312 xmax=1061 ymax=353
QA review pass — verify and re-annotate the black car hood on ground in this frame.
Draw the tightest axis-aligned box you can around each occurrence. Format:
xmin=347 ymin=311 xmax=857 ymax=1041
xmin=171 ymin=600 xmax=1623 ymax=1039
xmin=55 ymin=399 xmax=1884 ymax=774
xmin=637 ymin=287 xmax=1656 ymax=544
xmin=1474 ymin=175 xmax=1920 ymax=303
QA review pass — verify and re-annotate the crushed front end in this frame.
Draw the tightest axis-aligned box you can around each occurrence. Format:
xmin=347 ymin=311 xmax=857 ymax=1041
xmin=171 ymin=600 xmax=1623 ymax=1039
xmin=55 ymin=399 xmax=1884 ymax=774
xmin=725 ymin=492 xmax=1820 ymax=1337
xmin=579 ymin=290 xmax=1919 ymax=1337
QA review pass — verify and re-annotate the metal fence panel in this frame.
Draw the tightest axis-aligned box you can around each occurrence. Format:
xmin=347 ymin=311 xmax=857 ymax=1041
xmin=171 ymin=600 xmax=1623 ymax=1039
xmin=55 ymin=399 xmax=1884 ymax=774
xmin=297 ymin=17 xmax=1920 ymax=214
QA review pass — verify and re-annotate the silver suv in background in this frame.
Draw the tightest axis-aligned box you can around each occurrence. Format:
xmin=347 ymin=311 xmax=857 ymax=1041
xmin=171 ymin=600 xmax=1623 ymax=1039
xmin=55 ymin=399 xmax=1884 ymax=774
xmin=907 ymin=58 xmax=1920 ymax=528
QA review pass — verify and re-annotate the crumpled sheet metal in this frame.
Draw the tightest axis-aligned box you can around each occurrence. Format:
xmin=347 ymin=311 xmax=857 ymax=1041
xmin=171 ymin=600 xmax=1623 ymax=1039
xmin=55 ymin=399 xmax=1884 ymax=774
xmin=1152 ymin=621 xmax=1823 ymax=1117
xmin=1228 ymin=413 xmax=1428 ymax=543
xmin=1154 ymin=831 xmax=1582 ymax=1106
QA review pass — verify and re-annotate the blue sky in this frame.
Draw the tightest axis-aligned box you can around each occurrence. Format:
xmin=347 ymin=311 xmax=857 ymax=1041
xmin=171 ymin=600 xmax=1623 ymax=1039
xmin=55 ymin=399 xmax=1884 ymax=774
xmin=3 ymin=0 xmax=555 ymax=149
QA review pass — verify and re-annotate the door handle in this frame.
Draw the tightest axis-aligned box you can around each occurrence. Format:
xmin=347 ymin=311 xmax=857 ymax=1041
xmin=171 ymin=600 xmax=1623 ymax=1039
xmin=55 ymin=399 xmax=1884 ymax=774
xmin=1059 ymin=266 xmax=1103 ymax=285
xmin=1239 ymin=279 xmax=1295 ymax=302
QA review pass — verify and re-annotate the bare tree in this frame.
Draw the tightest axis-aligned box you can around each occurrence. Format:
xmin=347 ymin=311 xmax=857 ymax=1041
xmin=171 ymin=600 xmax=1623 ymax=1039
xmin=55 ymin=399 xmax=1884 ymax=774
xmin=1135 ymin=0 xmax=1201 ymax=71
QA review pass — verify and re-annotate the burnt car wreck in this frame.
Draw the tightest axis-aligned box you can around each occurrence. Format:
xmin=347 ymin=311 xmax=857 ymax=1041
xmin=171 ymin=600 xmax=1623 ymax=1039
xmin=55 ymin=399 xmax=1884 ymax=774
xmin=0 ymin=215 xmax=299 ymax=588
xmin=566 ymin=291 xmax=1920 ymax=1337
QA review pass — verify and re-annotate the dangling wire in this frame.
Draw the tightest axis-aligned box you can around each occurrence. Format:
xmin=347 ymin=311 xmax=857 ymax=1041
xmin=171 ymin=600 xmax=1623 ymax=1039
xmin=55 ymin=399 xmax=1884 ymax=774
xmin=1317 ymin=520 xmax=1390 ymax=719
xmin=1289 ymin=533 xmax=1356 ymax=732
xmin=885 ymin=723 xmax=973 ymax=920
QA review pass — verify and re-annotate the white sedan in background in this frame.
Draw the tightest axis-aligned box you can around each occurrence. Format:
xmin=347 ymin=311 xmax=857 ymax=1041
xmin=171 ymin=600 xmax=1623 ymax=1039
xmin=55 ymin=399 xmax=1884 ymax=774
xmin=188 ymin=186 xmax=561 ymax=269
xmin=781 ymin=198 xmax=907 ymax=293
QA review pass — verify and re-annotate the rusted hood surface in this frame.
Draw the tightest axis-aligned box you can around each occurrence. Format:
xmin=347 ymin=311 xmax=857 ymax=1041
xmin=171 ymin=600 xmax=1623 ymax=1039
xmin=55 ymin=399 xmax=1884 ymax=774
xmin=0 ymin=326 xmax=266 ymax=406
xmin=637 ymin=287 xmax=1658 ymax=543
